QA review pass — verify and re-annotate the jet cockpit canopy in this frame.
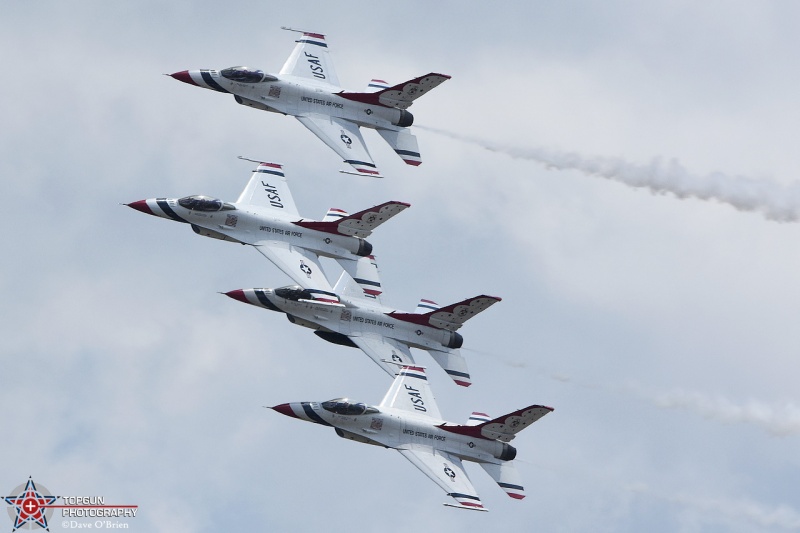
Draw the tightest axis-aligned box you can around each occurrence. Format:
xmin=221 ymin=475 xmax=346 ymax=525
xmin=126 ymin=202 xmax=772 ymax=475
xmin=274 ymin=286 xmax=313 ymax=301
xmin=220 ymin=66 xmax=277 ymax=83
xmin=322 ymin=398 xmax=378 ymax=416
xmin=177 ymin=195 xmax=235 ymax=212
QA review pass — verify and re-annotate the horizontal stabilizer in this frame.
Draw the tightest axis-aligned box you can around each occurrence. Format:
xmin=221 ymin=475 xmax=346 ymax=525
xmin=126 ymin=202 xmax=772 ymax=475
xmin=337 ymin=255 xmax=382 ymax=302
xmin=377 ymin=128 xmax=421 ymax=166
xmin=426 ymin=348 xmax=471 ymax=387
xmin=295 ymin=201 xmax=410 ymax=238
xmin=438 ymin=405 xmax=554 ymax=442
xmin=389 ymin=295 xmax=501 ymax=332
xmin=480 ymin=462 xmax=526 ymax=500
xmin=337 ymin=73 xmax=452 ymax=110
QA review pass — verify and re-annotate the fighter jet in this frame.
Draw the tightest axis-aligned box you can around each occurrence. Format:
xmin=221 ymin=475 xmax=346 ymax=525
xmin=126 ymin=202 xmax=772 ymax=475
xmin=168 ymin=27 xmax=450 ymax=178
xmin=270 ymin=365 xmax=553 ymax=510
xmin=224 ymin=261 xmax=500 ymax=386
xmin=126 ymin=159 xmax=409 ymax=294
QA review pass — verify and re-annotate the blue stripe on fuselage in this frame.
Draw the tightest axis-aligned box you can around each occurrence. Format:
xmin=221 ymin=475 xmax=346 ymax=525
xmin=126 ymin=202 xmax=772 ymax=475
xmin=302 ymin=403 xmax=332 ymax=426
xmin=201 ymin=70 xmax=229 ymax=93
xmin=254 ymin=290 xmax=281 ymax=312
xmin=156 ymin=199 xmax=188 ymax=223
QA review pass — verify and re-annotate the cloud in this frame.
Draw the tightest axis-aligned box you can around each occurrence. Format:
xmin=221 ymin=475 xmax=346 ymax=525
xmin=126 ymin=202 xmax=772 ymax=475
xmin=629 ymin=484 xmax=800 ymax=531
xmin=653 ymin=390 xmax=800 ymax=437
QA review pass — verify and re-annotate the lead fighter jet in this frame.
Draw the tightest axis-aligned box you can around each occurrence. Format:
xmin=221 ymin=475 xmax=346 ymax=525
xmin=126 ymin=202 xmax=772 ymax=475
xmin=270 ymin=365 xmax=553 ymax=510
xmin=169 ymin=27 xmax=450 ymax=178
xmin=126 ymin=160 xmax=409 ymax=294
xmin=224 ymin=262 xmax=500 ymax=387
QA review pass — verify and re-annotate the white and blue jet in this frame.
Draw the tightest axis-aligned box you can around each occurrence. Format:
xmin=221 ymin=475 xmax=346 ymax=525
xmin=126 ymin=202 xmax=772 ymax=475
xmin=271 ymin=365 xmax=553 ymax=511
xmin=223 ymin=261 xmax=500 ymax=387
xmin=126 ymin=160 xmax=409 ymax=295
xmin=169 ymin=27 xmax=450 ymax=178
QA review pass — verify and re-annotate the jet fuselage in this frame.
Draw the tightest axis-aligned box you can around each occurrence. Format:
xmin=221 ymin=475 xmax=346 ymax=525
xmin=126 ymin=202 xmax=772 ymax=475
xmin=128 ymin=197 xmax=372 ymax=259
xmin=273 ymin=401 xmax=516 ymax=465
xmin=172 ymin=69 xmax=413 ymax=131
xmin=228 ymin=287 xmax=463 ymax=351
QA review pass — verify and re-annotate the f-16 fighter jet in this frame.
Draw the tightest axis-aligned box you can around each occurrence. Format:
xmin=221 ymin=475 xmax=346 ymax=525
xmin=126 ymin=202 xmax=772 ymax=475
xmin=270 ymin=365 xmax=553 ymax=510
xmin=224 ymin=263 xmax=500 ymax=387
xmin=126 ymin=160 xmax=409 ymax=294
xmin=169 ymin=27 xmax=450 ymax=178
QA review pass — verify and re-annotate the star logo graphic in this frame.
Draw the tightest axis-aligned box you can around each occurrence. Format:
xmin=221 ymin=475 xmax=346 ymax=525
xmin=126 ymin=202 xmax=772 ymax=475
xmin=299 ymin=261 xmax=313 ymax=278
xmin=4 ymin=477 xmax=58 ymax=531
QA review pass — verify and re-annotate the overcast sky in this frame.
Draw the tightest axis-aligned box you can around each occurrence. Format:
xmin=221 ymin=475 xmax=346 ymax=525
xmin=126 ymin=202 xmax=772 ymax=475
xmin=3 ymin=1 xmax=800 ymax=531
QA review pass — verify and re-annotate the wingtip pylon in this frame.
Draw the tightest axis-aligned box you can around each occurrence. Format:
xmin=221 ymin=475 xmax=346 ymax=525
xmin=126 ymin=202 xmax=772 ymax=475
xmin=339 ymin=169 xmax=384 ymax=179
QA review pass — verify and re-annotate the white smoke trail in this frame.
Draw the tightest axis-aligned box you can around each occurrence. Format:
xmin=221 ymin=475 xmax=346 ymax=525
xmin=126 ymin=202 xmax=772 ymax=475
xmin=465 ymin=348 xmax=800 ymax=436
xmin=420 ymin=125 xmax=800 ymax=222
xmin=653 ymin=390 xmax=800 ymax=437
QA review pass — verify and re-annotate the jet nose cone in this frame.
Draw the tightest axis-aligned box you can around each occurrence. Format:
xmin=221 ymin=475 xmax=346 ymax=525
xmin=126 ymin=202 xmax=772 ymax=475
xmin=126 ymin=200 xmax=154 ymax=216
xmin=223 ymin=289 xmax=249 ymax=304
xmin=271 ymin=403 xmax=299 ymax=419
xmin=170 ymin=70 xmax=198 ymax=86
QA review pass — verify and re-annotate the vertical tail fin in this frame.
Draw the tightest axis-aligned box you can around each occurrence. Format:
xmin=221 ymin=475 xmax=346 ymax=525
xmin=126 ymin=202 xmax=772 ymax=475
xmin=479 ymin=462 xmax=526 ymax=500
xmin=322 ymin=208 xmax=348 ymax=222
xmin=365 ymin=79 xmax=390 ymax=92
xmin=414 ymin=299 xmax=439 ymax=314
xmin=466 ymin=412 xmax=491 ymax=426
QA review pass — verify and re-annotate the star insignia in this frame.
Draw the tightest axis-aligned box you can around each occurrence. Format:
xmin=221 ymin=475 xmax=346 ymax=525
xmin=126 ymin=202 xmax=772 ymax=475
xmin=4 ymin=477 xmax=58 ymax=531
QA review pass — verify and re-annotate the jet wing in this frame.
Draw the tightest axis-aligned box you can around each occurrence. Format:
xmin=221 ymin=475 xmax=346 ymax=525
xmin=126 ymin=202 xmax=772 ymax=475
xmin=295 ymin=201 xmax=410 ymax=238
xmin=388 ymin=295 xmax=501 ymax=332
xmin=397 ymin=448 xmax=486 ymax=511
xmin=295 ymin=114 xmax=382 ymax=177
xmin=379 ymin=365 xmax=441 ymax=420
xmin=278 ymin=30 xmax=340 ymax=88
xmin=253 ymin=240 xmax=334 ymax=292
xmin=236 ymin=161 xmax=299 ymax=216
xmin=350 ymin=335 xmax=414 ymax=380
